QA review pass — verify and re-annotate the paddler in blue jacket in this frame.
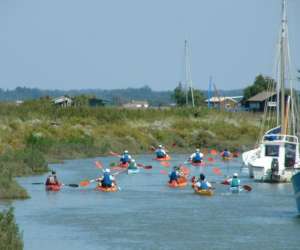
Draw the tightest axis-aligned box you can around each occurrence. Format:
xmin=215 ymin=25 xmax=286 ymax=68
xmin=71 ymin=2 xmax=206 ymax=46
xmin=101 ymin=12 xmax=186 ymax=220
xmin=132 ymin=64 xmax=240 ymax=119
xmin=98 ymin=169 xmax=115 ymax=187
xmin=120 ymin=150 xmax=132 ymax=164
xmin=169 ymin=166 xmax=180 ymax=183
xmin=194 ymin=173 xmax=212 ymax=190
xmin=155 ymin=145 xmax=167 ymax=158
xmin=221 ymin=149 xmax=231 ymax=159
xmin=189 ymin=149 xmax=204 ymax=163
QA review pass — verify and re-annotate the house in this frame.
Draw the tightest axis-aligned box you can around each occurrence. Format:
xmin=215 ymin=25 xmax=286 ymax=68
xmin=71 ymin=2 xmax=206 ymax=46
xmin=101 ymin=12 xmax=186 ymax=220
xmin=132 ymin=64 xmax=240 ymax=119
xmin=245 ymin=91 xmax=276 ymax=112
xmin=205 ymin=96 xmax=243 ymax=110
xmin=52 ymin=96 xmax=73 ymax=107
xmin=122 ymin=100 xmax=149 ymax=109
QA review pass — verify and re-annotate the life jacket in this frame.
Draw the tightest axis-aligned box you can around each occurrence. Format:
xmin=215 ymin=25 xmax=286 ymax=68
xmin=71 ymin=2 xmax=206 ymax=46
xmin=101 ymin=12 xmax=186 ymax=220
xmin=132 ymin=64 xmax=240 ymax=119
xmin=193 ymin=152 xmax=202 ymax=161
xmin=169 ymin=171 xmax=178 ymax=181
xmin=102 ymin=173 xmax=112 ymax=185
xmin=121 ymin=154 xmax=130 ymax=163
xmin=199 ymin=181 xmax=209 ymax=190
xmin=231 ymin=178 xmax=240 ymax=187
xmin=156 ymin=149 xmax=166 ymax=158
xmin=223 ymin=151 xmax=230 ymax=157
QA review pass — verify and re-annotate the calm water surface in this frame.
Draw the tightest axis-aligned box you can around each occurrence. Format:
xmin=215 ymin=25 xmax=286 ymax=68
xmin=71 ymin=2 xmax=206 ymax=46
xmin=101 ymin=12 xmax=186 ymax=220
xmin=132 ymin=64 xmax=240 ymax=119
xmin=4 ymin=155 xmax=300 ymax=250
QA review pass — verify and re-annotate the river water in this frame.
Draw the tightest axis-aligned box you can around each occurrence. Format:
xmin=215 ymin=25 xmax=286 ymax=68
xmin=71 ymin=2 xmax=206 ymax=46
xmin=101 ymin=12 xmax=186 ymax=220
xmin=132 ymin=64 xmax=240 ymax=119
xmin=2 ymin=154 xmax=300 ymax=250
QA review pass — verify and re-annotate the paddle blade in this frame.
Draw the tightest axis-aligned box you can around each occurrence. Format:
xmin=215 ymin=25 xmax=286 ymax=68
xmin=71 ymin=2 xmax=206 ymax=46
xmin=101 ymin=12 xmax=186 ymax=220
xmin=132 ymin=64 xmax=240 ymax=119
xmin=212 ymin=167 xmax=222 ymax=175
xmin=210 ymin=149 xmax=218 ymax=155
xmin=68 ymin=184 xmax=79 ymax=188
xmin=79 ymin=180 xmax=90 ymax=187
xmin=160 ymin=161 xmax=170 ymax=167
xmin=109 ymin=151 xmax=121 ymax=157
xmin=110 ymin=162 xmax=117 ymax=167
xmin=160 ymin=170 xmax=168 ymax=175
xmin=143 ymin=165 xmax=152 ymax=169
xmin=32 ymin=182 xmax=44 ymax=185
xmin=243 ymin=185 xmax=252 ymax=192
xmin=180 ymin=166 xmax=190 ymax=176
xmin=95 ymin=161 xmax=103 ymax=169
xmin=207 ymin=157 xmax=215 ymax=163
xmin=221 ymin=180 xmax=230 ymax=185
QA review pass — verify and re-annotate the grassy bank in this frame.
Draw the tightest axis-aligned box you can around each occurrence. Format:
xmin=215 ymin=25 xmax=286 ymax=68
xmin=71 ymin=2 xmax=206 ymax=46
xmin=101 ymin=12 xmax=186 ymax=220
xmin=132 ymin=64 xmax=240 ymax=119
xmin=0 ymin=208 xmax=23 ymax=250
xmin=0 ymin=100 xmax=261 ymax=197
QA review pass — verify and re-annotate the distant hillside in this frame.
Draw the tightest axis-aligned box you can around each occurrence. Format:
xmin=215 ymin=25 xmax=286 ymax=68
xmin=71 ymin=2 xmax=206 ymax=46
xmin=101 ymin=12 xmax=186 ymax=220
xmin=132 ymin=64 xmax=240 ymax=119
xmin=0 ymin=86 xmax=244 ymax=105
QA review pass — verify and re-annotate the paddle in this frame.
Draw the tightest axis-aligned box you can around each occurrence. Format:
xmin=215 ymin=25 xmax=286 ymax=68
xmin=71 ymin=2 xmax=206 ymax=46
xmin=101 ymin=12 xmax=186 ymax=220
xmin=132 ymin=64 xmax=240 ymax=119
xmin=220 ymin=181 xmax=252 ymax=192
xmin=210 ymin=149 xmax=218 ymax=155
xmin=95 ymin=161 xmax=103 ymax=169
xmin=32 ymin=182 xmax=79 ymax=188
xmin=160 ymin=161 xmax=170 ymax=167
xmin=207 ymin=157 xmax=215 ymax=163
xmin=137 ymin=163 xmax=152 ymax=169
xmin=212 ymin=167 xmax=222 ymax=175
xmin=109 ymin=151 xmax=121 ymax=158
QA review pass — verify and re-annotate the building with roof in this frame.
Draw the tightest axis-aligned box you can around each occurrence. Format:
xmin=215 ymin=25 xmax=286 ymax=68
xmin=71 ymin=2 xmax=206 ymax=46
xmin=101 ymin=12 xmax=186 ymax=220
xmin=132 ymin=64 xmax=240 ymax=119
xmin=205 ymin=96 xmax=243 ymax=110
xmin=245 ymin=91 xmax=277 ymax=112
xmin=52 ymin=96 xmax=73 ymax=107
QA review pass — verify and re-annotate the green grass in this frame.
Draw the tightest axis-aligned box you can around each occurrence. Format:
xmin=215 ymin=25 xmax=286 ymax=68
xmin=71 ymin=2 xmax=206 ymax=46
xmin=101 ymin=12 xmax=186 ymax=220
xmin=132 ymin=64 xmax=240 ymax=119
xmin=0 ymin=208 xmax=23 ymax=250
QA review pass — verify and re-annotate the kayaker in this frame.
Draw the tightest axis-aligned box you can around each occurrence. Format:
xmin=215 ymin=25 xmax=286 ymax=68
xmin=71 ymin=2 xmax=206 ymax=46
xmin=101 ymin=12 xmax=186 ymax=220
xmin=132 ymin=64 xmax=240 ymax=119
xmin=98 ymin=169 xmax=115 ymax=187
xmin=169 ymin=166 xmax=180 ymax=183
xmin=189 ymin=149 xmax=204 ymax=163
xmin=155 ymin=145 xmax=167 ymax=159
xmin=120 ymin=150 xmax=132 ymax=164
xmin=45 ymin=171 xmax=60 ymax=185
xmin=221 ymin=149 xmax=231 ymax=158
xmin=128 ymin=159 xmax=138 ymax=170
xmin=229 ymin=173 xmax=240 ymax=188
xmin=194 ymin=173 xmax=212 ymax=190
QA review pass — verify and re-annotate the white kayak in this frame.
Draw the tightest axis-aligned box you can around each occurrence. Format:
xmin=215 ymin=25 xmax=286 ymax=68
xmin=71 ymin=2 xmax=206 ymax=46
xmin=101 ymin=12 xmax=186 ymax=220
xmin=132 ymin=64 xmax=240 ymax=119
xmin=230 ymin=186 xmax=243 ymax=193
xmin=127 ymin=168 xmax=140 ymax=174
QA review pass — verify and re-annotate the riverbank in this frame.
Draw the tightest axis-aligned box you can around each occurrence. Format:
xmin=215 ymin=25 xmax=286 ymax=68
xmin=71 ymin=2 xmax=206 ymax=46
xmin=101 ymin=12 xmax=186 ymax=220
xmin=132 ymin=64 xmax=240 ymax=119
xmin=0 ymin=101 xmax=261 ymax=199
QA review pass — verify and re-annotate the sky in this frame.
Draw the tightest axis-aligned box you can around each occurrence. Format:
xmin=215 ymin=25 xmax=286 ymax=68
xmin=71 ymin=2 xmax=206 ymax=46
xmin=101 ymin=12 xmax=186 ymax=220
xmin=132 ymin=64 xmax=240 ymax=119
xmin=0 ymin=0 xmax=299 ymax=91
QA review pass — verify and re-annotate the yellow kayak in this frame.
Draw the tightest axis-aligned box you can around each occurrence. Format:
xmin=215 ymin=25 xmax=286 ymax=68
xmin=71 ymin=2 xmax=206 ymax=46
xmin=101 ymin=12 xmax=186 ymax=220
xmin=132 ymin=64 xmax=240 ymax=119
xmin=194 ymin=188 xmax=214 ymax=196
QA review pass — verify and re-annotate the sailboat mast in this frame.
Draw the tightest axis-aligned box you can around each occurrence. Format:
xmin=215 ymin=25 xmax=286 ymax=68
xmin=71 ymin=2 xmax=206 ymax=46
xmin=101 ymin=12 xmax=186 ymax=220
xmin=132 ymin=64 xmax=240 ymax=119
xmin=184 ymin=40 xmax=195 ymax=107
xmin=280 ymin=0 xmax=287 ymax=134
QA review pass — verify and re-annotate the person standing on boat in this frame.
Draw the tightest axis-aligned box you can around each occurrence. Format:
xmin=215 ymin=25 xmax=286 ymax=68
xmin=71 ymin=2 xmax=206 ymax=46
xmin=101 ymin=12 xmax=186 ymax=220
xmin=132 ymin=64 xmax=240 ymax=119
xmin=155 ymin=145 xmax=167 ymax=158
xmin=221 ymin=149 xmax=231 ymax=158
xmin=169 ymin=166 xmax=180 ymax=183
xmin=46 ymin=171 xmax=60 ymax=185
xmin=120 ymin=150 xmax=132 ymax=164
xmin=194 ymin=173 xmax=212 ymax=190
xmin=98 ymin=169 xmax=115 ymax=187
xmin=189 ymin=149 xmax=204 ymax=163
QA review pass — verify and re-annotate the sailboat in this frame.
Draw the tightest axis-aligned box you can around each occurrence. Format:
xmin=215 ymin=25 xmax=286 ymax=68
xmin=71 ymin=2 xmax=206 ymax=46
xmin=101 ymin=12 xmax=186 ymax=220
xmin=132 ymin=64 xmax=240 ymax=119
xmin=242 ymin=0 xmax=300 ymax=183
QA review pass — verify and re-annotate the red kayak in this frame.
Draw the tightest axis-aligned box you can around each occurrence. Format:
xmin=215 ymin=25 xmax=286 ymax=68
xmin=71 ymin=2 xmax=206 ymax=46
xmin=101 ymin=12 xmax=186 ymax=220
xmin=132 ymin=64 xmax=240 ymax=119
xmin=155 ymin=155 xmax=171 ymax=161
xmin=45 ymin=184 xmax=61 ymax=192
xmin=118 ymin=162 xmax=129 ymax=168
xmin=189 ymin=161 xmax=205 ymax=167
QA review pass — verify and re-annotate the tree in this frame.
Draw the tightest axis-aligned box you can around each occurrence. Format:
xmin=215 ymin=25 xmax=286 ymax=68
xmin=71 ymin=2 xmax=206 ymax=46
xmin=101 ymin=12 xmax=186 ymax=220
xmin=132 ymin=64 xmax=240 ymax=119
xmin=172 ymin=82 xmax=205 ymax=106
xmin=243 ymin=74 xmax=276 ymax=101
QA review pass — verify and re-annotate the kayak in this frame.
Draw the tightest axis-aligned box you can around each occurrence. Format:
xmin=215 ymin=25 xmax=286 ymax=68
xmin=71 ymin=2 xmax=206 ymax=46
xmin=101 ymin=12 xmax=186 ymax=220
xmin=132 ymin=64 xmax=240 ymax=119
xmin=45 ymin=184 xmax=61 ymax=192
xmin=127 ymin=168 xmax=140 ymax=174
xmin=222 ymin=156 xmax=232 ymax=161
xmin=168 ymin=177 xmax=187 ymax=188
xmin=118 ymin=162 xmax=129 ymax=168
xmin=230 ymin=186 xmax=243 ymax=193
xmin=96 ymin=185 xmax=118 ymax=192
xmin=194 ymin=188 xmax=214 ymax=196
xmin=155 ymin=155 xmax=171 ymax=161
xmin=191 ymin=162 xmax=203 ymax=167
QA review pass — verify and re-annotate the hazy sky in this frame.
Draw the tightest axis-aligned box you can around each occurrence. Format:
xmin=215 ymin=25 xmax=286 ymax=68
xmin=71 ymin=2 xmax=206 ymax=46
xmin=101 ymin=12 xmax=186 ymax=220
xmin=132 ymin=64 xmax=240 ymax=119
xmin=0 ymin=0 xmax=299 ymax=90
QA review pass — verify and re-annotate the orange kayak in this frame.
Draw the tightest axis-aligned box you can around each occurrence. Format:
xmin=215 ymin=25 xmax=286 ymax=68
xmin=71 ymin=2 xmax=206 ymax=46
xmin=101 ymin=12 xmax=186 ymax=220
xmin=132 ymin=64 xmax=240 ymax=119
xmin=156 ymin=155 xmax=171 ymax=161
xmin=45 ymin=184 xmax=61 ymax=192
xmin=96 ymin=185 xmax=118 ymax=192
xmin=118 ymin=162 xmax=129 ymax=168
xmin=168 ymin=177 xmax=187 ymax=188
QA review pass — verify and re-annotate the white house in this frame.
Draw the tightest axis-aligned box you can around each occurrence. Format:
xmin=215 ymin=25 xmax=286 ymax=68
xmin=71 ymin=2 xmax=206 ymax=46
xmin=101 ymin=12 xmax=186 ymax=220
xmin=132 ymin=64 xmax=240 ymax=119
xmin=122 ymin=100 xmax=149 ymax=109
xmin=52 ymin=96 xmax=73 ymax=107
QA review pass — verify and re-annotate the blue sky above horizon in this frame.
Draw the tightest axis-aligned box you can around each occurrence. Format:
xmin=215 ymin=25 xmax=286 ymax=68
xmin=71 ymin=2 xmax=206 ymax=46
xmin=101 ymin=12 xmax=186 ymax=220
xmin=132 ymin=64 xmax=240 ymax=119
xmin=0 ymin=0 xmax=299 ymax=91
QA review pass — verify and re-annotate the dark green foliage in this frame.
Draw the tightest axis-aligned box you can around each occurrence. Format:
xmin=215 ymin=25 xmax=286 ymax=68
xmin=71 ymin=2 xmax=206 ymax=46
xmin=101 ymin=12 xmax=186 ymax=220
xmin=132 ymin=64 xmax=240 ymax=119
xmin=243 ymin=75 xmax=276 ymax=101
xmin=0 ymin=208 xmax=23 ymax=250
xmin=172 ymin=82 xmax=205 ymax=106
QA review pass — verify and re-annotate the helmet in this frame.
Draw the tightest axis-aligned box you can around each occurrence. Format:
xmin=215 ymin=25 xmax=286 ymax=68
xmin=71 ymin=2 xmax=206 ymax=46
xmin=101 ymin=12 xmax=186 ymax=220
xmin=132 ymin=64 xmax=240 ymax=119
xmin=104 ymin=168 xmax=111 ymax=173
xmin=158 ymin=145 xmax=162 ymax=148
xmin=200 ymin=173 xmax=205 ymax=181
xmin=196 ymin=149 xmax=200 ymax=152
xmin=131 ymin=159 xmax=136 ymax=163
xmin=124 ymin=150 xmax=129 ymax=154
xmin=51 ymin=171 xmax=56 ymax=175
xmin=233 ymin=173 xmax=238 ymax=177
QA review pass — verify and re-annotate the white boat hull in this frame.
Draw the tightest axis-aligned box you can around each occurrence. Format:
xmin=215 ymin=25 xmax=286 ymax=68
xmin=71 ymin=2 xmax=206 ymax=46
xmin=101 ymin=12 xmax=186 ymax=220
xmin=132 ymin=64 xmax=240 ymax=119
xmin=127 ymin=168 xmax=140 ymax=174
